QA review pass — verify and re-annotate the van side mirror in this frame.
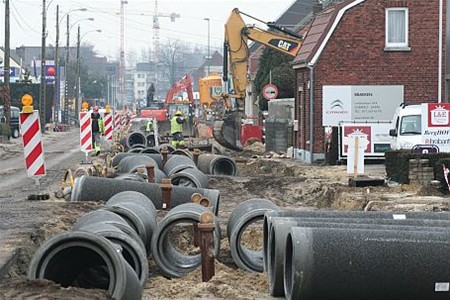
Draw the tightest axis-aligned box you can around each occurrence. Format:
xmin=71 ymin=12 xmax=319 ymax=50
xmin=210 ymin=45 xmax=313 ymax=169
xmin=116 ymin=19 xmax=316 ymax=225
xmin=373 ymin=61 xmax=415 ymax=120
xmin=389 ymin=128 xmax=397 ymax=137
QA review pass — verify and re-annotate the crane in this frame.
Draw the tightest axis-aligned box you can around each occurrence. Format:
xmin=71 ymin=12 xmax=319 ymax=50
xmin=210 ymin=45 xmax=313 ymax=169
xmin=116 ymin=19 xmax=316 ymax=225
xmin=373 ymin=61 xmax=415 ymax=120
xmin=152 ymin=0 xmax=180 ymax=61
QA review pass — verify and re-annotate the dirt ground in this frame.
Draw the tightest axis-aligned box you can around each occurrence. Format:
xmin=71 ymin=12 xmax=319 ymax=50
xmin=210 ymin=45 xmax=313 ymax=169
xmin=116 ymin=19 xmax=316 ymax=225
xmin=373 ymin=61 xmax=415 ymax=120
xmin=0 ymin=136 xmax=448 ymax=299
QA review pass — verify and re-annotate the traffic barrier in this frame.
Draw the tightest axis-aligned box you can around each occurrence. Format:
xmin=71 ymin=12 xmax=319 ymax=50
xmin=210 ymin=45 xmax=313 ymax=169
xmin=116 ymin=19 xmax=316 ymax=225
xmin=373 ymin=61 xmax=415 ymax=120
xmin=28 ymin=231 xmax=142 ymax=300
xmin=79 ymin=112 xmax=92 ymax=159
xmin=197 ymin=154 xmax=237 ymax=176
xmin=71 ymin=176 xmax=220 ymax=215
xmin=19 ymin=110 xmax=46 ymax=176
xmin=104 ymin=112 xmax=113 ymax=141
xmin=227 ymin=199 xmax=280 ymax=272
xmin=150 ymin=203 xmax=221 ymax=278
xmin=284 ymin=227 xmax=450 ymax=300
xmin=114 ymin=112 xmax=121 ymax=132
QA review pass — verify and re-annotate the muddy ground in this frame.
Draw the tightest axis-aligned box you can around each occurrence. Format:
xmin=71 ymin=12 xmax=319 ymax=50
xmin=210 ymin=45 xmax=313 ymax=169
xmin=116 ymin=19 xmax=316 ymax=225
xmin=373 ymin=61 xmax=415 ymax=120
xmin=0 ymin=135 xmax=448 ymax=299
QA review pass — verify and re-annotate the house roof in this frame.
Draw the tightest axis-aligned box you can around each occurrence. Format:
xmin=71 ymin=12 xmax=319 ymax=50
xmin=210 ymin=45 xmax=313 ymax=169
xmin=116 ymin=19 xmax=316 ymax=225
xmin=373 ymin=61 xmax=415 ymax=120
xmin=293 ymin=0 xmax=365 ymax=67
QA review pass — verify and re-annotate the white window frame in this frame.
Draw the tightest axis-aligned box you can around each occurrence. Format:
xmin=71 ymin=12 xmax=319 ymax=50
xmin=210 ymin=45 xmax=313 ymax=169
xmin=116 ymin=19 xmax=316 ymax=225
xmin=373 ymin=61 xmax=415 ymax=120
xmin=385 ymin=7 xmax=409 ymax=50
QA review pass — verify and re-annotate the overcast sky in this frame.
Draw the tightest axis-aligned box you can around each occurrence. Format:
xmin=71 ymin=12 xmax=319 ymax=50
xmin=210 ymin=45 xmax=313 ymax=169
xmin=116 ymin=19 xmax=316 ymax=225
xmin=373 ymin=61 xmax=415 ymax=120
xmin=1 ymin=0 xmax=304 ymax=61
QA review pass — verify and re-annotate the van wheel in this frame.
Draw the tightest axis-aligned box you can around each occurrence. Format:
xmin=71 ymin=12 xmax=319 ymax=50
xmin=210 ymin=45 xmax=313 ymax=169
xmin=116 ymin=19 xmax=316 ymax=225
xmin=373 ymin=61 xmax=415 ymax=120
xmin=12 ymin=128 xmax=20 ymax=138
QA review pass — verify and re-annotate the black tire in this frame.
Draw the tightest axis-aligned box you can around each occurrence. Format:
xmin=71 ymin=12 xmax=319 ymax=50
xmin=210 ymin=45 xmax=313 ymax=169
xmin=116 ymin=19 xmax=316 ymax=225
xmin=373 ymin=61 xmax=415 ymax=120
xmin=11 ymin=128 xmax=19 ymax=138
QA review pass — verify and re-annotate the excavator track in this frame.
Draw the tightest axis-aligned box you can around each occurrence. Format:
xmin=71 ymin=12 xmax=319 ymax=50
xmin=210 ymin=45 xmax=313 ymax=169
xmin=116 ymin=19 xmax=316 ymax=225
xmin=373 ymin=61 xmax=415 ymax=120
xmin=213 ymin=111 xmax=244 ymax=151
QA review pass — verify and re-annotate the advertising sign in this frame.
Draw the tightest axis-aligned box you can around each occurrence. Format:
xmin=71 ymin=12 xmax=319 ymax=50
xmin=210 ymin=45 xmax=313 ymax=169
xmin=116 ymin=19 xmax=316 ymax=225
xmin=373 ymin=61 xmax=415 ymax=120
xmin=421 ymin=103 xmax=450 ymax=152
xmin=323 ymin=85 xmax=403 ymax=126
xmin=340 ymin=122 xmax=392 ymax=158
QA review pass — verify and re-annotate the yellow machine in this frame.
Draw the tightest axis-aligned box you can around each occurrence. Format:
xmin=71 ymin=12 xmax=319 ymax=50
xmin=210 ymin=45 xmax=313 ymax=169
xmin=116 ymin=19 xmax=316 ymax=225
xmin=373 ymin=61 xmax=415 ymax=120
xmin=213 ymin=8 xmax=306 ymax=150
xmin=199 ymin=73 xmax=223 ymax=108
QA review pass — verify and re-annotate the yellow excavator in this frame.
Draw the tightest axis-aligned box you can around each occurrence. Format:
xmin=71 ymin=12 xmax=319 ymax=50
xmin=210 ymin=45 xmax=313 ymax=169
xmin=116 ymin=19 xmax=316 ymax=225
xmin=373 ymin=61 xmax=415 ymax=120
xmin=213 ymin=8 xmax=306 ymax=151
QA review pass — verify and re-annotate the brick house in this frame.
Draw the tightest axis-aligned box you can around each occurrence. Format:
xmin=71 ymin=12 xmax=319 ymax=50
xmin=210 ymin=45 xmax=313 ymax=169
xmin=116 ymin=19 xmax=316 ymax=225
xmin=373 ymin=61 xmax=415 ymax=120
xmin=292 ymin=0 xmax=446 ymax=163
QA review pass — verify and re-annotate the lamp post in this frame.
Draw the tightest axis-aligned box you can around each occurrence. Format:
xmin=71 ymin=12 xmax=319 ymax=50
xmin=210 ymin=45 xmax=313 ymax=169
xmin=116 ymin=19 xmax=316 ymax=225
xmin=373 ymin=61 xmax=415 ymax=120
xmin=203 ymin=18 xmax=211 ymax=76
xmin=55 ymin=8 xmax=88 ymax=126
xmin=75 ymin=28 xmax=102 ymax=114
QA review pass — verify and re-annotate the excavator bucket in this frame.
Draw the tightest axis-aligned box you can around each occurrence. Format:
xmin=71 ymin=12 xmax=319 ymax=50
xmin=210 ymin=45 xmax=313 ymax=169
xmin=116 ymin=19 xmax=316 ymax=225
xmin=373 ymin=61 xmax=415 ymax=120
xmin=213 ymin=111 xmax=244 ymax=151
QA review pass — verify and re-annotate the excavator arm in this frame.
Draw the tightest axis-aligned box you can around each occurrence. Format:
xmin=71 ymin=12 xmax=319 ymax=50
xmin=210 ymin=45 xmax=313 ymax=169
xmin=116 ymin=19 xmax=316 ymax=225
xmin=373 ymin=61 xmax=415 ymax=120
xmin=213 ymin=8 xmax=305 ymax=150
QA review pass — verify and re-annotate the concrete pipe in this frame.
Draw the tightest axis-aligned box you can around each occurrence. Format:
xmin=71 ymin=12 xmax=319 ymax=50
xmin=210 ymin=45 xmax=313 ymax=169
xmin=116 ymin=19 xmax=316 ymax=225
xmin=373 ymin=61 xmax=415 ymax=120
xmin=140 ymin=147 xmax=161 ymax=154
xmin=171 ymin=149 xmax=194 ymax=160
xmin=170 ymin=168 xmax=209 ymax=189
xmin=126 ymin=131 xmax=147 ymax=149
xmin=28 ymin=231 xmax=142 ymax=300
xmin=263 ymin=209 xmax=450 ymax=272
xmin=268 ymin=217 xmax=450 ymax=297
xmin=150 ymin=203 xmax=221 ymax=278
xmin=163 ymin=155 xmax=197 ymax=177
xmin=105 ymin=191 xmax=157 ymax=252
xmin=197 ymin=154 xmax=237 ymax=176
xmin=112 ymin=152 xmax=163 ymax=169
xmin=71 ymin=176 xmax=220 ymax=215
xmin=115 ymin=173 xmax=147 ymax=183
xmin=117 ymin=155 xmax=158 ymax=174
xmin=72 ymin=209 xmax=143 ymax=246
xmin=227 ymin=198 xmax=281 ymax=273
xmin=158 ymin=143 xmax=176 ymax=153
xmin=127 ymin=147 xmax=144 ymax=153
xmin=284 ymin=227 xmax=450 ymax=300
xmin=76 ymin=223 xmax=148 ymax=287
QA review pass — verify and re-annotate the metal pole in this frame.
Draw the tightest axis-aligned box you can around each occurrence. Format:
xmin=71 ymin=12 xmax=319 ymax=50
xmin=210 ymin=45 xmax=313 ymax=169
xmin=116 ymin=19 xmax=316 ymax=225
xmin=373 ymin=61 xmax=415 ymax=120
xmin=3 ymin=0 xmax=11 ymax=128
xmin=64 ymin=14 xmax=70 ymax=124
xmin=75 ymin=25 xmax=81 ymax=115
xmin=40 ymin=0 xmax=47 ymax=132
xmin=54 ymin=4 xmax=59 ymax=126
xmin=207 ymin=18 xmax=210 ymax=75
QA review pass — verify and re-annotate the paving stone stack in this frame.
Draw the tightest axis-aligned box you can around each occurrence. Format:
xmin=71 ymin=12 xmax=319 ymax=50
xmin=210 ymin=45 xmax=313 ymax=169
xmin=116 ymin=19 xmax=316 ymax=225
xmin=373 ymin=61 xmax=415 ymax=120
xmin=409 ymin=158 xmax=435 ymax=184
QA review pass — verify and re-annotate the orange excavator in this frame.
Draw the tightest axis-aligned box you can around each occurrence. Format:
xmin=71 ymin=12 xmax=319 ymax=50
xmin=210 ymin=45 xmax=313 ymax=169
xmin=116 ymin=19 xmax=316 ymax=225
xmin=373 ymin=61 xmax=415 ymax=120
xmin=165 ymin=74 xmax=194 ymax=109
xmin=213 ymin=8 xmax=306 ymax=151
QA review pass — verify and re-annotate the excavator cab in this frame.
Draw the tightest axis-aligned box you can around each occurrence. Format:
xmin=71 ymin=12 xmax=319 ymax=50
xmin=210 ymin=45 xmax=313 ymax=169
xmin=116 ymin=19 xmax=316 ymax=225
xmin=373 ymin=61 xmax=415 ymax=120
xmin=212 ymin=8 xmax=304 ymax=151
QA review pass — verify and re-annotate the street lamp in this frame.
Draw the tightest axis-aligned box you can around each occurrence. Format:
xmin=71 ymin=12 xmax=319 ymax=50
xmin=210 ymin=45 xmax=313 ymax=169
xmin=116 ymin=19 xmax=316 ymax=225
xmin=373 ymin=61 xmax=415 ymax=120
xmin=54 ymin=7 xmax=88 ymax=126
xmin=75 ymin=28 xmax=102 ymax=114
xmin=203 ymin=18 xmax=211 ymax=76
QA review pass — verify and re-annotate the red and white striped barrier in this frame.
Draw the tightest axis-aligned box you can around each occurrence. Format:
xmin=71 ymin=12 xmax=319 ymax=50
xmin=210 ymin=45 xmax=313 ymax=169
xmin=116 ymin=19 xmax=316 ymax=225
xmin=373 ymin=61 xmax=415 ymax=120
xmin=120 ymin=112 xmax=126 ymax=128
xmin=104 ymin=113 xmax=113 ymax=141
xmin=114 ymin=112 xmax=121 ymax=132
xmin=19 ymin=110 xmax=46 ymax=177
xmin=79 ymin=112 xmax=92 ymax=153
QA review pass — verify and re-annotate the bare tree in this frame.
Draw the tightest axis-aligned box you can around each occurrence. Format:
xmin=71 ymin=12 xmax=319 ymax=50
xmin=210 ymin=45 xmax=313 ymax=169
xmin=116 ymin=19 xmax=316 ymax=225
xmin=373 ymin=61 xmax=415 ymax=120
xmin=158 ymin=39 xmax=189 ymax=85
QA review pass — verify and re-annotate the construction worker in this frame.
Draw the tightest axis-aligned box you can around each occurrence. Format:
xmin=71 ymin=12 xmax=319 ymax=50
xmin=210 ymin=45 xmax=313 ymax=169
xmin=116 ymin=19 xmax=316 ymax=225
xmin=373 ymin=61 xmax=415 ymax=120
xmin=91 ymin=106 xmax=104 ymax=155
xmin=170 ymin=110 xmax=186 ymax=148
xmin=146 ymin=118 xmax=154 ymax=132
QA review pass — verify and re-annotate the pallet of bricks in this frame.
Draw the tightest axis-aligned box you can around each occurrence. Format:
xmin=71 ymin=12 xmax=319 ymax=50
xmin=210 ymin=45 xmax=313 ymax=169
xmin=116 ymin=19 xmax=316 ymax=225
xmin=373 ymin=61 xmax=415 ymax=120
xmin=408 ymin=158 xmax=435 ymax=184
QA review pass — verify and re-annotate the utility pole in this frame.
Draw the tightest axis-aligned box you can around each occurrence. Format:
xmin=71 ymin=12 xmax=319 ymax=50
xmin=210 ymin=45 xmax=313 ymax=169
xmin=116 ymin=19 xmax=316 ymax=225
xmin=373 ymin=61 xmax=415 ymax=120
xmin=204 ymin=18 xmax=211 ymax=76
xmin=40 ymin=0 xmax=47 ymax=132
xmin=53 ymin=4 xmax=59 ymax=126
xmin=3 ymin=0 xmax=11 ymax=128
xmin=119 ymin=0 xmax=127 ymax=108
xmin=75 ymin=25 xmax=81 ymax=115
xmin=64 ymin=14 xmax=70 ymax=124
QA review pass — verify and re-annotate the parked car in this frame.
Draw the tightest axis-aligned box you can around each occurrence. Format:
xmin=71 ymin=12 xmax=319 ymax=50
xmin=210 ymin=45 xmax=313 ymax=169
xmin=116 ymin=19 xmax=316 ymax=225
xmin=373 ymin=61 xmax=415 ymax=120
xmin=0 ymin=105 xmax=20 ymax=138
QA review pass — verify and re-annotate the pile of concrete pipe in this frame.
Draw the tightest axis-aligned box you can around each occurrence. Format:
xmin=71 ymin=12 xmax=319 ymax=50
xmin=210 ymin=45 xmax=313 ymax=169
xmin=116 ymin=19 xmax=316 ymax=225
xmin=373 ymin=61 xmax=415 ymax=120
xmin=263 ymin=210 xmax=450 ymax=299
xmin=29 ymin=191 xmax=157 ymax=300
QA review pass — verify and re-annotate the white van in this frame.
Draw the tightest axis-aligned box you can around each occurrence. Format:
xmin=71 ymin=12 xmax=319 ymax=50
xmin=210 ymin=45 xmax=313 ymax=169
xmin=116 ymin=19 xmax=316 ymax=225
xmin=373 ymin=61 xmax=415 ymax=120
xmin=389 ymin=104 xmax=422 ymax=150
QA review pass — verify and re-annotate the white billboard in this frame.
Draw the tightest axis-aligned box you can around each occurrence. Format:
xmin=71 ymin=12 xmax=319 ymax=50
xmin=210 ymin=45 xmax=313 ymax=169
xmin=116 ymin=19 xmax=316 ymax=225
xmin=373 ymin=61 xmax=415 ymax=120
xmin=323 ymin=85 xmax=403 ymax=126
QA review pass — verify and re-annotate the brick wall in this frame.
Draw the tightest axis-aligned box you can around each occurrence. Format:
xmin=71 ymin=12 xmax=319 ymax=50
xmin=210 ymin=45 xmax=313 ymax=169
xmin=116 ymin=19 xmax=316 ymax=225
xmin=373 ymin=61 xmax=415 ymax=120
xmin=295 ymin=0 xmax=446 ymax=155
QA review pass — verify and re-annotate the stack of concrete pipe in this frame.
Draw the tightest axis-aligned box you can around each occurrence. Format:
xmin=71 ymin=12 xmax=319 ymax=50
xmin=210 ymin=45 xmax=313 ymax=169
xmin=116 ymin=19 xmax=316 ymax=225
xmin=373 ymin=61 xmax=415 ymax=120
xmin=116 ymin=155 xmax=165 ymax=183
xmin=262 ymin=210 xmax=450 ymax=299
xmin=227 ymin=199 xmax=281 ymax=272
xmin=163 ymin=155 xmax=209 ymax=188
xmin=29 ymin=191 xmax=157 ymax=300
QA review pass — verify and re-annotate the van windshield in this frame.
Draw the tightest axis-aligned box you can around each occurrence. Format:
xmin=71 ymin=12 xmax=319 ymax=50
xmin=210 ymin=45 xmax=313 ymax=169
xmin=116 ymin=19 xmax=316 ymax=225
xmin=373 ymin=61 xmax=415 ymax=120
xmin=400 ymin=115 xmax=421 ymax=134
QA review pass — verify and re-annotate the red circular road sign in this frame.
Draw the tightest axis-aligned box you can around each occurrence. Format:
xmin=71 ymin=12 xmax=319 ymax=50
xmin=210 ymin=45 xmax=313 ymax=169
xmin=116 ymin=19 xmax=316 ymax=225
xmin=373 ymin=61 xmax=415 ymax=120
xmin=262 ymin=84 xmax=279 ymax=100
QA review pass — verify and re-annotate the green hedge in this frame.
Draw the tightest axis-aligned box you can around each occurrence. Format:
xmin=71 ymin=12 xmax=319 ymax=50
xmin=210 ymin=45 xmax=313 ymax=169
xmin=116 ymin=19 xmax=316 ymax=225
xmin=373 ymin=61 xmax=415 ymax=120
xmin=385 ymin=150 xmax=450 ymax=188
